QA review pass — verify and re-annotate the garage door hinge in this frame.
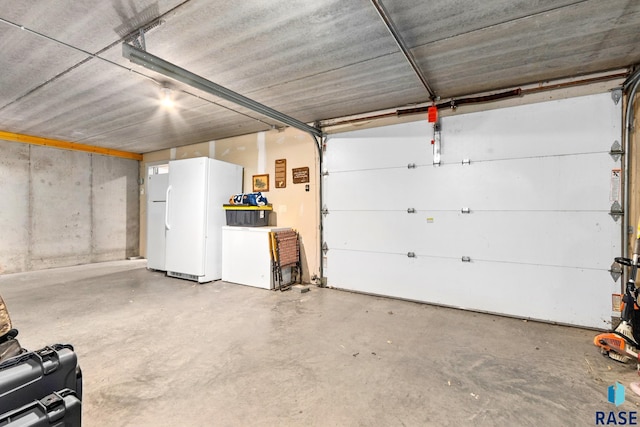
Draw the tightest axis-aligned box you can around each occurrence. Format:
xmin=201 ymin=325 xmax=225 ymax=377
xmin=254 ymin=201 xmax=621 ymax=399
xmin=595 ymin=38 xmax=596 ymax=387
xmin=407 ymin=163 xmax=416 ymax=169
xmin=612 ymin=88 xmax=622 ymax=105
xmin=407 ymin=208 xmax=416 ymax=213
xmin=461 ymin=207 xmax=471 ymax=214
xmin=609 ymin=261 xmax=623 ymax=282
xmin=610 ymin=140 xmax=623 ymax=162
xmin=609 ymin=201 xmax=623 ymax=222
xmin=322 ymin=242 xmax=329 ymax=255
xmin=462 ymin=159 xmax=471 ymax=165
xmin=407 ymin=252 xmax=416 ymax=258
xmin=322 ymin=205 xmax=329 ymax=216
xmin=461 ymin=256 xmax=471 ymax=262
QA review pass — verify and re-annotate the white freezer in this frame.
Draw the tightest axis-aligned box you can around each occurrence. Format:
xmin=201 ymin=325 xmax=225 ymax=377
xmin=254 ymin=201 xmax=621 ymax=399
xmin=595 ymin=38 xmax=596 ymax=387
xmin=165 ymin=157 xmax=243 ymax=283
xmin=222 ymin=226 xmax=291 ymax=289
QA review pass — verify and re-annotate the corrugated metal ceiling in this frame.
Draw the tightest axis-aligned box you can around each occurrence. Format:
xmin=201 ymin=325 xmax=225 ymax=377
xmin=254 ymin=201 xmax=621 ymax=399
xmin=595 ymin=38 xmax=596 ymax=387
xmin=1 ymin=0 xmax=639 ymax=153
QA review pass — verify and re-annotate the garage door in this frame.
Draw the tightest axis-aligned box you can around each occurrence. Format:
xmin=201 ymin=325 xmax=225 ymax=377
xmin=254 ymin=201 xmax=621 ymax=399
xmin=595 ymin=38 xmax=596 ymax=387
xmin=323 ymin=92 xmax=622 ymax=328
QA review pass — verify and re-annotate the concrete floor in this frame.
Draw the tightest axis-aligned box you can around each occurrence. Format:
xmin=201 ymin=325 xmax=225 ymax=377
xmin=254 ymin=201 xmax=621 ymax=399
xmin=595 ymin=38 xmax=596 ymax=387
xmin=0 ymin=260 xmax=638 ymax=426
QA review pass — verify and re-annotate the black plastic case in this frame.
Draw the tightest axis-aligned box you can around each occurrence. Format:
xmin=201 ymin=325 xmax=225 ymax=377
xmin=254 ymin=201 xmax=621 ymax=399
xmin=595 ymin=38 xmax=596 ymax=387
xmin=0 ymin=344 xmax=81 ymax=415
xmin=0 ymin=389 xmax=81 ymax=426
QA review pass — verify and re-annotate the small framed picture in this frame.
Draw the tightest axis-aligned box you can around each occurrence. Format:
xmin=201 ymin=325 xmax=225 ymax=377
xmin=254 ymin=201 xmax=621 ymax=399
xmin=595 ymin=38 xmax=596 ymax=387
xmin=252 ymin=174 xmax=269 ymax=192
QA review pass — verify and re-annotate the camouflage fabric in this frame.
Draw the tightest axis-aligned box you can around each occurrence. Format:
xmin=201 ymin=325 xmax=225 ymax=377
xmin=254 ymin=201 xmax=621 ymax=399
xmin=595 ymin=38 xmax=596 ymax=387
xmin=0 ymin=339 xmax=21 ymax=362
xmin=0 ymin=295 xmax=11 ymax=337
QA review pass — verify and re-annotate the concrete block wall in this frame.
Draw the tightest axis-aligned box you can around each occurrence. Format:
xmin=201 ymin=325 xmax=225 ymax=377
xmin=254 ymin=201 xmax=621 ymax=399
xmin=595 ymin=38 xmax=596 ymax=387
xmin=91 ymin=155 xmax=140 ymax=263
xmin=0 ymin=140 xmax=139 ymax=274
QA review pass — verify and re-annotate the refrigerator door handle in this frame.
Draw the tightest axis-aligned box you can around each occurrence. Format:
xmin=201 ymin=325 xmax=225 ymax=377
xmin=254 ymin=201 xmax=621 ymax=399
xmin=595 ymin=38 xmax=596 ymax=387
xmin=165 ymin=185 xmax=172 ymax=230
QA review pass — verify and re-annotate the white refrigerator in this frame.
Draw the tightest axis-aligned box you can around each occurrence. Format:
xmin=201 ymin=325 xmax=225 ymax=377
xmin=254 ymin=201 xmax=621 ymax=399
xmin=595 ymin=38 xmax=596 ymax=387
xmin=165 ymin=157 xmax=243 ymax=283
xmin=146 ymin=172 xmax=169 ymax=271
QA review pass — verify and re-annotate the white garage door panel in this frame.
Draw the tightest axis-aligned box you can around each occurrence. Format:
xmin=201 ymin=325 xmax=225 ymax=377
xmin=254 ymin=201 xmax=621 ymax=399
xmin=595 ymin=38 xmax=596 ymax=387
xmin=327 ymin=250 xmax=612 ymax=329
xmin=325 ymin=210 xmax=617 ymax=269
xmin=326 ymin=153 xmax=613 ymax=212
xmin=324 ymin=210 xmax=422 ymax=254
xmin=324 ymin=168 xmax=417 ymax=210
xmin=325 ymin=94 xmax=620 ymax=173
xmin=415 ymin=211 xmax=618 ymax=269
xmin=324 ymin=93 xmax=621 ymax=328
xmin=441 ymin=93 xmax=621 ymax=163
xmin=441 ymin=154 xmax=614 ymax=211
xmin=324 ymin=121 xmax=430 ymax=172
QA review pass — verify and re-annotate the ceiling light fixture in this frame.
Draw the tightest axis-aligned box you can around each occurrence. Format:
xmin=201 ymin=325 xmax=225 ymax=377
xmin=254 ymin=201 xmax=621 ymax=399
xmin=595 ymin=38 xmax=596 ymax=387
xmin=160 ymin=87 xmax=174 ymax=108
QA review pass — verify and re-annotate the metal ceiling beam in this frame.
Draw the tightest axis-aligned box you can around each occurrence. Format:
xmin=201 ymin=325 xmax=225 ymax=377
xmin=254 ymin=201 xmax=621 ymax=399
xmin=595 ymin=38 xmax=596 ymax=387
xmin=370 ymin=0 xmax=437 ymax=101
xmin=122 ymin=43 xmax=323 ymax=138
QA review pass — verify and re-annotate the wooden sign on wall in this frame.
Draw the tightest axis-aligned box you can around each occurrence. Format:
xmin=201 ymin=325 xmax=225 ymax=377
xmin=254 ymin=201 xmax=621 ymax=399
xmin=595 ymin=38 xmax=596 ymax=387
xmin=292 ymin=167 xmax=310 ymax=184
xmin=275 ymin=159 xmax=286 ymax=188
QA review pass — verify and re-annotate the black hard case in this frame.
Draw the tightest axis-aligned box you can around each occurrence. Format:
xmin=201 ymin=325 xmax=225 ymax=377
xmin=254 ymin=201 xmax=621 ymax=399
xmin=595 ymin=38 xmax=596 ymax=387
xmin=0 ymin=389 xmax=81 ymax=426
xmin=0 ymin=345 xmax=81 ymax=415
